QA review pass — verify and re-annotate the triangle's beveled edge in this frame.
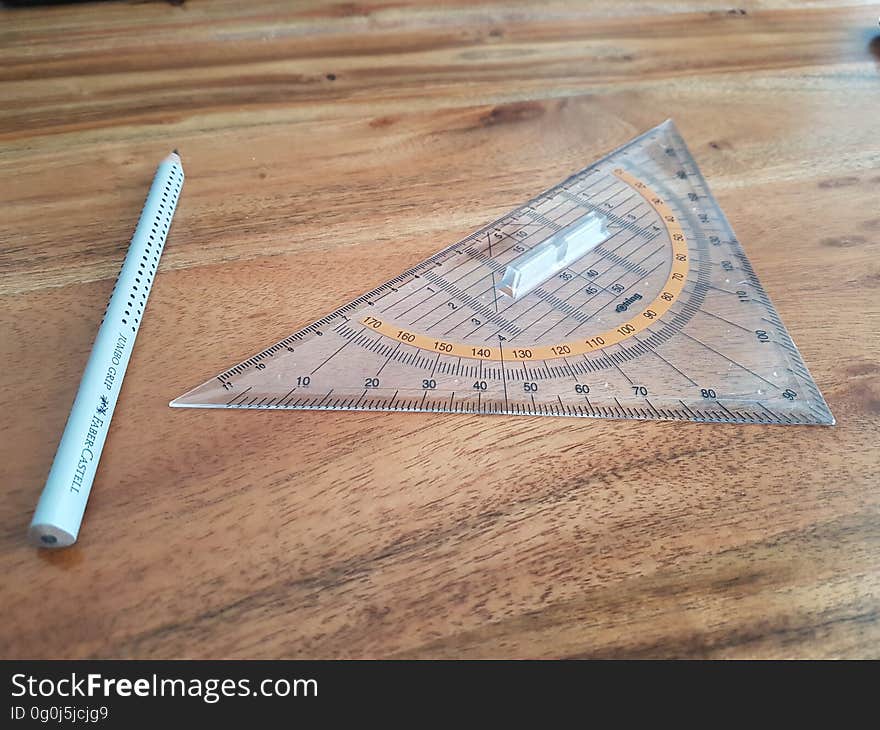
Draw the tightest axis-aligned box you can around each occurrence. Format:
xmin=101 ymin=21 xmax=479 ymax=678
xmin=167 ymin=399 xmax=832 ymax=425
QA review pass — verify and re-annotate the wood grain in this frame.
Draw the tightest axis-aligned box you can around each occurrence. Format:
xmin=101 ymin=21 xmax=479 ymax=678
xmin=1 ymin=0 xmax=879 ymax=659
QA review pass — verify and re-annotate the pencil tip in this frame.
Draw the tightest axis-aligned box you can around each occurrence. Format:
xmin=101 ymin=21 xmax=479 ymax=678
xmin=172 ymin=148 xmax=179 ymax=155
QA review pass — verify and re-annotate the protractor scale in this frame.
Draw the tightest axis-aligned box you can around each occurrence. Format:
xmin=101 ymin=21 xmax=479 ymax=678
xmin=173 ymin=120 xmax=833 ymax=426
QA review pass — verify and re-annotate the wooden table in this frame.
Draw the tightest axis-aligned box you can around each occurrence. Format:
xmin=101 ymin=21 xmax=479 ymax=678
xmin=2 ymin=0 xmax=878 ymax=659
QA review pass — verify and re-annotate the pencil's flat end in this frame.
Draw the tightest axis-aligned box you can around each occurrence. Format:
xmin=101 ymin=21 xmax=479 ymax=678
xmin=28 ymin=523 xmax=77 ymax=549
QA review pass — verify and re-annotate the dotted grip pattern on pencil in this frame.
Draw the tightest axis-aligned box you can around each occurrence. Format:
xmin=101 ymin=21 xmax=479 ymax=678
xmin=102 ymin=159 xmax=184 ymax=333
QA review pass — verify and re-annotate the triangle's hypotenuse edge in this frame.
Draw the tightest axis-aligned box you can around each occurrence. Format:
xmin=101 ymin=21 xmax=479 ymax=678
xmin=173 ymin=120 xmax=833 ymax=426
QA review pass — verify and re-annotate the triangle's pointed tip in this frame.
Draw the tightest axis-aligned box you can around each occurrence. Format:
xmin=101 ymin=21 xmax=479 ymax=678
xmin=168 ymin=397 xmax=226 ymax=410
xmin=810 ymin=395 xmax=835 ymax=426
xmin=801 ymin=401 xmax=835 ymax=426
xmin=168 ymin=379 xmax=219 ymax=409
xmin=660 ymin=118 xmax=681 ymax=135
xmin=169 ymin=387 xmax=195 ymax=408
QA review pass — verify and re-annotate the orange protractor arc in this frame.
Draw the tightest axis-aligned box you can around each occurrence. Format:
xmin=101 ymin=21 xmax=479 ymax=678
xmin=360 ymin=169 xmax=689 ymax=362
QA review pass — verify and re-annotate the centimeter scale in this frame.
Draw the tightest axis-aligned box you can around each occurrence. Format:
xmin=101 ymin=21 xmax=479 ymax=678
xmin=173 ymin=120 xmax=833 ymax=426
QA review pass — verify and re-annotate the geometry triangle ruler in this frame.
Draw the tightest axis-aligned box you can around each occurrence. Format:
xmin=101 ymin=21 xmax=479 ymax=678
xmin=173 ymin=120 xmax=833 ymax=425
